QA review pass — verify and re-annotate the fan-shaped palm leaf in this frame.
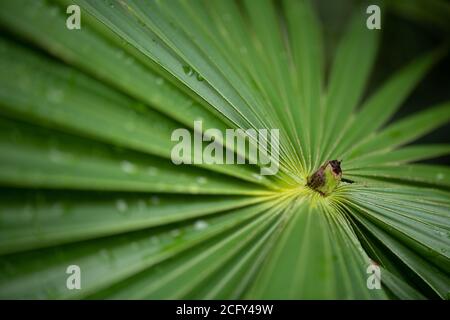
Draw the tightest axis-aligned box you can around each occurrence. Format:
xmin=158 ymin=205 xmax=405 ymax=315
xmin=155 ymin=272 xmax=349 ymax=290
xmin=0 ymin=0 xmax=448 ymax=299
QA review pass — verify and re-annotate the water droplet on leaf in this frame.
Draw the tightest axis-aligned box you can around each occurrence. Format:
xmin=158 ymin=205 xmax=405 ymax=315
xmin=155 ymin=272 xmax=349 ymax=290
xmin=115 ymin=199 xmax=128 ymax=213
xmin=182 ymin=65 xmax=194 ymax=76
xmin=194 ymin=220 xmax=208 ymax=231
xmin=146 ymin=167 xmax=158 ymax=176
xmin=196 ymin=176 xmax=207 ymax=184
xmin=170 ymin=229 xmax=181 ymax=237
xmin=120 ymin=160 xmax=136 ymax=174
xmin=252 ymin=173 xmax=263 ymax=181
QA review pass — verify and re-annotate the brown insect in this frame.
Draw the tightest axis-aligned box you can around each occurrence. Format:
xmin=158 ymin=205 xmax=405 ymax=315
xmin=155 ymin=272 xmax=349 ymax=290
xmin=307 ymin=160 xmax=354 ymax=196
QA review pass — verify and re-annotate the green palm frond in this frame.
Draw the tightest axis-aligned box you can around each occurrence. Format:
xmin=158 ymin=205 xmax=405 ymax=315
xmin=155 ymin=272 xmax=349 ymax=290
xmin=0 ymin=0 xmax=448 ymax=299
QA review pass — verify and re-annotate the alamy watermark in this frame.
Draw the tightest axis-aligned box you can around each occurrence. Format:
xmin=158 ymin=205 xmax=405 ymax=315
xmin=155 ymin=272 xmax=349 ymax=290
xmin=366 ymin=261 xmax=381 ymax=290
xmin=170 ymin=121 xmax=280 ymax=176
xmin=66 ymin=264 xmax=81 ymax=290
xmin=66 ymin=5 xmax=81 ymax=30
xmin=366 ymin=4 xmax=381 ymax=30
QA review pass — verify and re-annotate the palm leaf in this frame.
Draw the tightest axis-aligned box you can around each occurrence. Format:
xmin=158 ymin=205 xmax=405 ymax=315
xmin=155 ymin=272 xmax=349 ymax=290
xmin=0 ymin=0 xmax=448 ymax=300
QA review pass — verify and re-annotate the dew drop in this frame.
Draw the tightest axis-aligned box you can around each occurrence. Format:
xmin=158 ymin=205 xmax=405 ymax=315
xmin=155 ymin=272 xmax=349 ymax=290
xmin=115 ymin=199 xmax=128 ymax=213
xmin=49 ymin=148 xmax=64 ymax=163
xmin=170 ymin=229 xmax=181 ymax=237
xmin=196 ymin=73 xmax=204 ymax=81
xmin=149 ymin=236 xmax=160 ymax=245
xmin=99 ymin=248 xmax=115 ymax=264
xmin=155 ymin=77 xmax=164 ymax=85
xmin=196 ymin=176 xmax=207 ymax=184
xmin=147 ymin=166 xmax=159 ymax=176
xmin=436 ymin=173 xmax=444 ymax=180
xmin=436 ymin=230 xmax=446 ymax=237
xmin=252 ymin=173 xmax=263 ymax=181
xmin=182 ymin=65 xmax=194 ymax=76
xmin=194 ymin=220 xmax=208 ymax=231
xmin=120 ymin=160 xmax=136 ymax=174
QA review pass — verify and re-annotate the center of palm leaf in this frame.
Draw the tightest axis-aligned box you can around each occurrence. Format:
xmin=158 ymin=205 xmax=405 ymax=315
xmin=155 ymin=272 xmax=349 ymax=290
xmin=306 ymin=160 xmax=343 ymax=196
